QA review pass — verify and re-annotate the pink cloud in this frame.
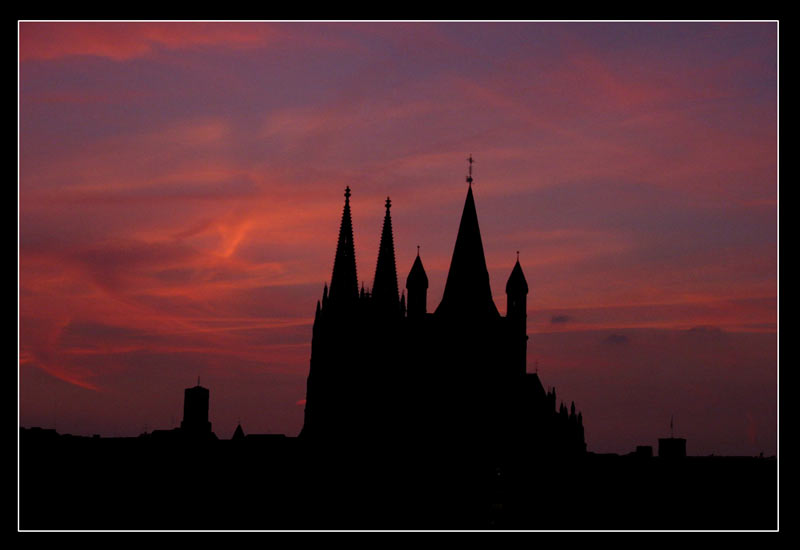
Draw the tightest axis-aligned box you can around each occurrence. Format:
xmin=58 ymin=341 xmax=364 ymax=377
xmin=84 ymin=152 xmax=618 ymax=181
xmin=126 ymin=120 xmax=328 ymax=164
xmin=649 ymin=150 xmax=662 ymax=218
xmin=18 ymin=23 xmax=776 ymax=452
xmin=19 ymin=22 xmax=278 ymax=61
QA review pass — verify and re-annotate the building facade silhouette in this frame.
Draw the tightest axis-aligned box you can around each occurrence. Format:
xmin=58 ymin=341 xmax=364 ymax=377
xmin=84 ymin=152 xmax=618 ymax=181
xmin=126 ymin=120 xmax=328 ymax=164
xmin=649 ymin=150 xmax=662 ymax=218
xmin=300 ymin=168 xmax=585 ymax=464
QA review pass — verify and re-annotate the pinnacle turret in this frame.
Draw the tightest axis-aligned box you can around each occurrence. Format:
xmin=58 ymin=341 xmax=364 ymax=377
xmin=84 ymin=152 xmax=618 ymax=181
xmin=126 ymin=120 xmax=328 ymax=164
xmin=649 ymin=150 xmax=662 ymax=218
xmin=506 ymin=255 xmax=529 ymax=296
xmin=406 ymin=247 xmax=429 ymax=290
xmin=406 ymin=247 xmax=429 ymax=319
xmin=372 ymin=197 xmax=400 ymax=314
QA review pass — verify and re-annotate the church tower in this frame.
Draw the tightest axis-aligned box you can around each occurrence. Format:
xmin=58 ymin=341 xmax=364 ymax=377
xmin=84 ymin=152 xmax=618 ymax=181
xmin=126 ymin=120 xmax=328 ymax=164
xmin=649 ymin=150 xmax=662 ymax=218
xmin=180 ymin=382 xmax=211 ymax=435
xmin=300 ymin=186 xmax=362 ymax=441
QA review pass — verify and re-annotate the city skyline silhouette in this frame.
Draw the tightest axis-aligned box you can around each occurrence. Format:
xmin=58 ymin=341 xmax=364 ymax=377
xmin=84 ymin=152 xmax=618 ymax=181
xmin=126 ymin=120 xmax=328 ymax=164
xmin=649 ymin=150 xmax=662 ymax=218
xmin=20 ymin=169 xmax=775 ymax=457
xmin=19 ymin=175 xmax=777 ymax=530
xmin=19 ymin=21 xmax=777 ymax=530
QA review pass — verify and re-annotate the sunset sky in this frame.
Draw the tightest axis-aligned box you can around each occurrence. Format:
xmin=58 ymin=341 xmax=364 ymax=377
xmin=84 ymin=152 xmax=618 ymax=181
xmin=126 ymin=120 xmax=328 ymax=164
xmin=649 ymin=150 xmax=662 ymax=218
xmin=19 ymin=22 xmax=777 ymax=455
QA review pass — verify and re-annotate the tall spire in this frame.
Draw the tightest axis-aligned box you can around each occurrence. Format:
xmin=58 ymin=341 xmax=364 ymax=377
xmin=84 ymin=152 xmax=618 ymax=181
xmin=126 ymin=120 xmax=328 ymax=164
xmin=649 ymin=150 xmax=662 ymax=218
xmin=372 ymin=196 xmax=400 ymax=313
xmin=329 ymin=186 xmax=359 ymax=305
xmin=435 ymin=159 xmax=499 ymax=319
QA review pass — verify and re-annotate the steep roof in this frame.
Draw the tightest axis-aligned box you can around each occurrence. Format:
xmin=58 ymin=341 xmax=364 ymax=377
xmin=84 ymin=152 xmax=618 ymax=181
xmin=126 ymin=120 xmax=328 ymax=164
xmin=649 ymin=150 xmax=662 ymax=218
xmin=435 ymin=185 xmax=499 ymax=320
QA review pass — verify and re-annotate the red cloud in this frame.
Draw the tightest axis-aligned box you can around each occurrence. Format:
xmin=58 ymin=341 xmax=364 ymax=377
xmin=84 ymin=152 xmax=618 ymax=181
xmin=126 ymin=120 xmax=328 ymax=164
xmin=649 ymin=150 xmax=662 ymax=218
xmin=19 ymin=22 xmax=277 ymax=61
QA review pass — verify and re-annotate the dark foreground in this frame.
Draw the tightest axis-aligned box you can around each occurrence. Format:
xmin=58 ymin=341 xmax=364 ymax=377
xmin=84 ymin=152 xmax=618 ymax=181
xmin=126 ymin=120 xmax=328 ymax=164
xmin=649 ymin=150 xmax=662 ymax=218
xmin=19 ymin=429 xmax=777 ymax=530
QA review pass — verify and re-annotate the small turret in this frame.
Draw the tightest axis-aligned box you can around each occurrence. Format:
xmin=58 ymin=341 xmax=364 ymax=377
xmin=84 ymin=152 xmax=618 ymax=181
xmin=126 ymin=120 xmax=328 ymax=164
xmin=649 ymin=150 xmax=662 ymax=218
xmin=505 ymin=253 xmax=528 ymax=319
xmin=506 ymin=253 xmax=529 ymax=375
xmin=406 ymin=246 xmax=429 ymax=319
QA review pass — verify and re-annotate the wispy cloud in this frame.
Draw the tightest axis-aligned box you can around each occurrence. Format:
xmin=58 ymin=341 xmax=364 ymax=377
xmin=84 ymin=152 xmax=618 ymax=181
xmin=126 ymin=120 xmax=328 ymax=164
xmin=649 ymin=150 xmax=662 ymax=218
xmin=19 ymin=22 xmax=776 ymax=452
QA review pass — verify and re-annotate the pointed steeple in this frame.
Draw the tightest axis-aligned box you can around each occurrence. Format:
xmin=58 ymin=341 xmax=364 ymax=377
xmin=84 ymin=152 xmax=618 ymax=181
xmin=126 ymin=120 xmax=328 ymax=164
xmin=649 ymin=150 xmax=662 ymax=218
xmin=506 ymin=255 xmax=528 ymax=375
xmin=406 ymin=246 xmax=428 ymax=319
xmin=372 ymin=197 xmax=399 ymax=314
xmin=329 ymin=186 xmax=359 ymax=305
xmin=505 ymin=255 xmax=528 ymax=296
xmin=406 ymin=247 xmax=428 ymax=290
xmin=435 ymin=166 xmax=499 ymax=319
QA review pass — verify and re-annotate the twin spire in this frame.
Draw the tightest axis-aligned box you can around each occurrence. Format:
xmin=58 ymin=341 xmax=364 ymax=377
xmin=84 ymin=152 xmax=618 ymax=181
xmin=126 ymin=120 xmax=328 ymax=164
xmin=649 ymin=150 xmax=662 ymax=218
xmin=329 ymin=188 xmax=400 ymax=311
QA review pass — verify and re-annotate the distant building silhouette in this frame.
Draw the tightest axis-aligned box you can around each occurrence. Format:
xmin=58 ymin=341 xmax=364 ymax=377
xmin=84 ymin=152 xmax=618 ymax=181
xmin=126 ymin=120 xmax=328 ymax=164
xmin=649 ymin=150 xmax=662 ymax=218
xmin=659 ymin=416 xmax=686 ymax=458
xmin=144 ymin=383 xmax=218 ymax=441
xmin=300 ymin=163 xmax=586 ymax=463
xmin=180 ymin=383 xmax=212 ymax=435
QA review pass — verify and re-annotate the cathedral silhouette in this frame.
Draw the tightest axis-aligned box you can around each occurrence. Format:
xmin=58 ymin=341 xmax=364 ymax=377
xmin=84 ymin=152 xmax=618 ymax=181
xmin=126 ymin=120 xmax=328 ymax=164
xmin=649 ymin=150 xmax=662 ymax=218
xmin=300 ymin=160 xmax=586 ymax=465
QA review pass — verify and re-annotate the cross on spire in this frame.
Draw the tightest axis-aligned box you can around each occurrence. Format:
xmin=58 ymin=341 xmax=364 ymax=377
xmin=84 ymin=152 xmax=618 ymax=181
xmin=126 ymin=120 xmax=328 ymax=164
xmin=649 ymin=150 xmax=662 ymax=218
xmin=466 ymin=154 xmax=474 ymax=186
